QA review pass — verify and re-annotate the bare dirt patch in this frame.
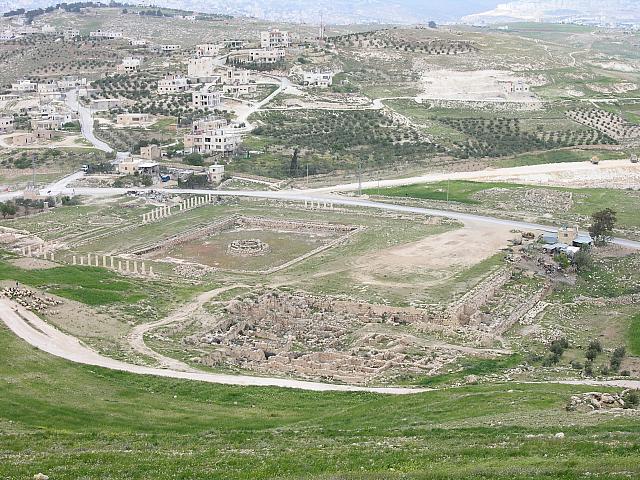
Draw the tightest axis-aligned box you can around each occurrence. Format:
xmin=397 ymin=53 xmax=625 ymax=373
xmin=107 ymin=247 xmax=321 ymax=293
xmin=351 ymin=221 xmax=513 ymax=288
xmin=8 ymin=257 xmax=58 ymax=270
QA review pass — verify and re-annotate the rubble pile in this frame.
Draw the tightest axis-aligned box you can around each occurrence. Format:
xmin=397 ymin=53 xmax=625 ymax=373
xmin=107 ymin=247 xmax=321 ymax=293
xmin=186 ymin=290 xmax=458 ymax=384
xmin=566 ymin=391 xmax=634 ymax=412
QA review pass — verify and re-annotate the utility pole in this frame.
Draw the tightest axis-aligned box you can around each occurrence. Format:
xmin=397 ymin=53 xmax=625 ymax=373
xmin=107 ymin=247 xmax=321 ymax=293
xmin=357 ymin=158 xmax=362 ymax=196
xmin=446 ymin=178 xmax=450 ymax=203
xmin=31 ymin=154 xmax=36 ymax=189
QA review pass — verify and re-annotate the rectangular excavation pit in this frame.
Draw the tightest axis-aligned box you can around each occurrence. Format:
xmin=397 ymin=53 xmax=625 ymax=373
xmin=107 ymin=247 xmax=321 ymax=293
xmin=129 ymin=216 xmax=362 ymax=274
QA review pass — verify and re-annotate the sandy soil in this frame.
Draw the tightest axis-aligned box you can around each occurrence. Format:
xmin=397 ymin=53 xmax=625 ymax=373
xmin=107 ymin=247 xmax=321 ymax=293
xmin=8 ymin=257 xmax=58 ymax=270
xmin=352 ymin=221 xmax=513 ymax=287
xmin=418 ymin=69 xmax=540 ymax=104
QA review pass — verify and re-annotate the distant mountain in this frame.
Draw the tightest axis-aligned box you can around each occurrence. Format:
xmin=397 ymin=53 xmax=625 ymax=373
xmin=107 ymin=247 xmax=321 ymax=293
xmin=0 ymin=0 xmax=503 ymax=24
xmin=462 ymin=0 xmax=640 ymax=25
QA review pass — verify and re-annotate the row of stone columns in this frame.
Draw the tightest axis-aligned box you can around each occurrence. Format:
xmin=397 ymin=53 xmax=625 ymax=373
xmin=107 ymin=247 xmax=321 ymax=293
xmin=142 ymin=205 xmax=172 ymax=223
xmin=304 ymin=200 xmax=335 ymax=210
xmin=21 ymin=244 xmax=55 ymax=261
xmin=141 ymin=195 xmax=214 ymax=223
xmin=71 ymin=254 xmax=154 ymax=276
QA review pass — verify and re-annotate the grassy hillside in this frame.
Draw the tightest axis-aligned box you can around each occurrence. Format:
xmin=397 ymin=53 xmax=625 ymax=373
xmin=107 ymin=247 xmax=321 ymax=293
xmin=1 ymin=326 xmax=639 ymax=479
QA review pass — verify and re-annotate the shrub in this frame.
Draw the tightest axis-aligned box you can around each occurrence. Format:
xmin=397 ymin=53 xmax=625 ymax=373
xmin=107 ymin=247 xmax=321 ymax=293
xmin=610 ymin=346 xmax=626 ymax=372
xmin=622 ymin=390 xmax=639 ymax=409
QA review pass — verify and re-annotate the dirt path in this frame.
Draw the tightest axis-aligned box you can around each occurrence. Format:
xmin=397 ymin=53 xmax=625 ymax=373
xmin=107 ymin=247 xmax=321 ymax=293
xmin=127 ymin=285 xmax=245 ymax=371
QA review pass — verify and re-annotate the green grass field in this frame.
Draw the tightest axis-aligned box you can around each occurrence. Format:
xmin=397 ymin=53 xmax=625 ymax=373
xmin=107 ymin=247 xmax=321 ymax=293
xmin=366 ymin=181 xmax=640 ymax=232
xmin=363 ymin=181 xmax=519 ymax=204
xmin=495 ymin=149 xmax=628 ymax=168
xmin=1 ymin=325 xmax=639 ymax=479
xmin=0 ymin=261 xmax=143 ymax=305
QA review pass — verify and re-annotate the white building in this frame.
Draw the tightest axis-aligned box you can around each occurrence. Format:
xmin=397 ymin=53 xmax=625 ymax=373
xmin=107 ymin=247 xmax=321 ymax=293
xmin=157 ymin=75 xmax=189 ymax=94
xmin=223 ymin=67 xmax=255 ymax=85
xmin=57 ymin=77 xmax=87 ymax=90
xmin=90 ymin=30 xmax=123 ymax=39
xmin=241 ymin=48 xmax=285 ymax=64
xmin=187 ymin=57 xmax=217 ymax=79
xmin=192 ymin=116 xmax=228 ymax=133
xmin=117 ymin=158 xmax=160 ymax=176
xmin=208 ymin=164 xmax=225 ymax=183
xmin=0 ymin=115 xmax=15 ymax=134
xmin=192 ymin=89 xmax=223 ymax=109
xmin=223 ymin=83 xmax=257 ymax=96
xmin=37 ymin=82 xmax=60 ymax=94
xmin=160 ymin=44 xmax=181 ymax=52
xmin=63 ymin=28 xmax=79 ymax=40
xmin=0 ymin=30 xmax=15 ymax=41
xmin=130 ymin=39 xmax=147 ymax=46
xmin=29 ymin=104 xmax=77 ymax=130
xmin=116 ymin=112 xmax=151 ymax=127
xmin=196 ymin=43 xmax=221 ymax=57
xmin=260 ymin=29 xmax=291 ymax=49
xmin=117 ymin=57 xmax=143 ymax=73
xmin=41 ymin=24 xmax=56 ymax=34
xmin=499 ymin=80 xmax=530 ymax=94
xmin=184 ymin=117 xmax=240 ymax=155
xmin=303 ymin=71 xmax=334 ymax=88
xmin=224 ymin=39 xmax=244 ymax=50
xmin=11 ymin=79 xmax=38 ymax=93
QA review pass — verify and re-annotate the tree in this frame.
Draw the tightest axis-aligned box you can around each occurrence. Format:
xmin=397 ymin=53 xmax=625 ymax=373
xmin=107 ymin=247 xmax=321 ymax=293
xmin=574 ymin=247 xmax=593 ymax=273
xmin=589 ymin=208 xmax=617 ymax=245
xmin=184 ymin=153 xmax=204 ymax=166
xmin=289 ymin=148 xmax=299 ymax=177
xmin=0 ymin=202 xmax=16 ymax=218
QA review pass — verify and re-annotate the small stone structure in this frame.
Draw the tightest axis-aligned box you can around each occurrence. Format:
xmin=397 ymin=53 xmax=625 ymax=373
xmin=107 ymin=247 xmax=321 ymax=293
xmin=227 ymin=239 xmax=271 ymax=257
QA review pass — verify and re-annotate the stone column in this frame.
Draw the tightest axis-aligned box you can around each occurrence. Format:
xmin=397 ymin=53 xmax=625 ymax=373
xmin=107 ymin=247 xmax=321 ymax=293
xmin=72 ymin=255 xmax=77 ymax=265
xmin=125 ymin=260 xmax=130 ymax=273
xmin=149 ymin=266 xmax=154 ymax=276
xmin=27 ymin=245 xmax=32 ymax=256
xmin=21 ymin=246 xmax=26 ymax=256
xmin=118 ymin=260 xmax=122 ymax=271
xmin=110 ymin=256 xmax=115 ymax=269
xmin=102 ymin=256 xmax=107 ymax=267
xmin=50 ymin=252 xmax=55 ymax=262
xmin=133 ymin=261 xmax=138 ymax=274
xmin=208 ymin=194 xmax=212 ymax=202
xmin=141 ymin=262 xmax=146 ymax=274
xmin=79 ymin=257 xmax=84 ymax=266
